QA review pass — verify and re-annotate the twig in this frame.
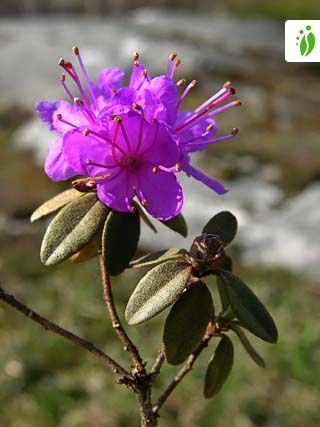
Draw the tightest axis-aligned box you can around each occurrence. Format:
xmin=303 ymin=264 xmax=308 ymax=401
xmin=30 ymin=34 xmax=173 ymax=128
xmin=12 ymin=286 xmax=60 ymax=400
xmin=99 ymin=255 xmax=144 ymax=369
xmin=0 ymin=286 xmax=129 ymax=378
xmin=150 ymin=350 xmax=165 ymax=381
xmin=153 ymin=330 xmax=214 ymax=414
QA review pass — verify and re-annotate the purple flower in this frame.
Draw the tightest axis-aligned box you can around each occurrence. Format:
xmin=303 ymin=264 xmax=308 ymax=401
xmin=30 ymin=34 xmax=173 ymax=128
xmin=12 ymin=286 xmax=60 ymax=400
xmin=36 ymin=48 xmax=240 ymax=219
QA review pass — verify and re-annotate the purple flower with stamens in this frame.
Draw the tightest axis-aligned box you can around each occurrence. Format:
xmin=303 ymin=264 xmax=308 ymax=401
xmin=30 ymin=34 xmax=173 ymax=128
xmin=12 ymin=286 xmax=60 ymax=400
xmin=36 ymin=48 xmax=240 ymax=219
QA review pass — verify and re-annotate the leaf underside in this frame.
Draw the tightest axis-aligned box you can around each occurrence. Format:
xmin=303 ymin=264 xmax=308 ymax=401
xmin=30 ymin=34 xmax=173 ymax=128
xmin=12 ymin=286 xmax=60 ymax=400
xmin=125 ymin=260 xmax=192 ymax=325
xmin=40 ymin=193 xmax=109 ymax=266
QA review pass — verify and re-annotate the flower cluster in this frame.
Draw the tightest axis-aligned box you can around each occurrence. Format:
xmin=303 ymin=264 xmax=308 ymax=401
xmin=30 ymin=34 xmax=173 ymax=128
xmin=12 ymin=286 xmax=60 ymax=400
xmin=36 ymin=48 xmax=240 ymax=220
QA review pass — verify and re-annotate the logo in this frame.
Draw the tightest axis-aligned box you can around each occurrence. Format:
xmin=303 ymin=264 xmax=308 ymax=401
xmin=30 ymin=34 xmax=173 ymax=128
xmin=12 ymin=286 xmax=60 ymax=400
xmin=285 ymin=20 xmax=320 ymax=62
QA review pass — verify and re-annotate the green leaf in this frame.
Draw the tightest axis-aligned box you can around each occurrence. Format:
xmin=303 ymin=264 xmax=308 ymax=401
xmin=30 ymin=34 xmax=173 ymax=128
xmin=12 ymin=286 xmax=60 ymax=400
xmin=125 ymin=260 xmax=192 ymax=325
xmin=102 ymin=210 xmax=140 ymax=276
xmin=164 ymin=281 xmax=213 ymax=365
xmin=202 ymin=211 xmax=237 ymax=246
xmin=161 ymin=214 xmax=188 ymax=237
xmin=129 ymin=248 xmax=186 ymax=268
xmin=216 ymin=270 xmax=278 ymax=343
xmin=31 ymin=189 xmax=82 ymax=222
xmin=204 ymin=335 xmax=234 ymax=399
xmin=40 ymin=193 xmax=109 ymax=266
xmin=230 ymin=323 xmax=265 ymax=368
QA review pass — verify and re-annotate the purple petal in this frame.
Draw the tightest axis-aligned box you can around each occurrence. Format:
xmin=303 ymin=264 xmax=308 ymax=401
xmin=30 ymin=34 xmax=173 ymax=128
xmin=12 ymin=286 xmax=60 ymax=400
xmin=45 ymin=138 xmax=77 ymax=181
xmin=35 ymin=101 xmax=57 ymax=131
xmin=141 ymin=76 xmax=178 ymax=125
xmin=97 ymin=68 xmax=125 ymax=95
xmin=140 ymin=121 xmax=179 ymax=168
xmin=183 ymin=162 xmax=228 ymax=195
xmin=62 ymin=129 xmax=114 ymax=176
xmin=129 ymin=63 xmax=149 ymax=89
xmin=97 ymin=171 xmax=135 ymax=212
xmin=135 ymin=167 xmax=183 ymax=220
xmin=52 ymin=101 xmax=89 ymax=133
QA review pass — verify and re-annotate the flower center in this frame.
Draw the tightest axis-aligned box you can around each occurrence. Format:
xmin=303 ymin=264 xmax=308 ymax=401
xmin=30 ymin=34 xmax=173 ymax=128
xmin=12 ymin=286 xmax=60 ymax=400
xmin=124 ymin=156 xmax=137 ymax=170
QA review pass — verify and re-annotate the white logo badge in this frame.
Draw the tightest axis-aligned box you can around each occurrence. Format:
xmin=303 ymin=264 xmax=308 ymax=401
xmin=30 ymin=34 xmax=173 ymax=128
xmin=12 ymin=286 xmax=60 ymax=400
xmin=285 ymin=20 xmax=320 ymax=62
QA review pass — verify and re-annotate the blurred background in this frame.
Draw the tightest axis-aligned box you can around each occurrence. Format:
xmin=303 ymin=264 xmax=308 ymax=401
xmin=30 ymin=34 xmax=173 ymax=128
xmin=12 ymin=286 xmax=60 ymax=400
xmin=1 ymin=1 xmax=320 ymax=426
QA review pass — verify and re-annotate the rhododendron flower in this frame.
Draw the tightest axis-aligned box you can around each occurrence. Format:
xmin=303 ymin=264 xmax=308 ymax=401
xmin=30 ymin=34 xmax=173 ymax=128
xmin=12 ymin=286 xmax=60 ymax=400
xmin=36 ymin=48 xmax=240 ymax=220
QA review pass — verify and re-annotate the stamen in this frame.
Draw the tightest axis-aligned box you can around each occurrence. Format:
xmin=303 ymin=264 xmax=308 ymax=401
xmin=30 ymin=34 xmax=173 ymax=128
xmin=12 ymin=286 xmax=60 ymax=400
xmin=74 ymin=97 xmax=83 ymax=106
xmin=111 ymin=118 xmax=124 ymax=167
xmin=194 ymin=84 xmax=235 ymax=114
xmin=56 ymin=114 xmax=79 ymax=130
xmin=83 ymin=127 xmax=126 ymax=156
xmin=183 ymin=128 xmax=239 ymax=150
xmin=166 ymin=51 xmax=178 ymax=79
xmin=177 ymin=79 xmax=186 ymax=87
xmin=206 ymin=124 xmax=214 ymax=131
xmin=152 ymin=166 xmax=158 ymax=174
xmin=130 ymin=206 xmax=137 ymax=213
xmin=72 ymin=46 xmax=98 ymax=110
xmin=60 ymin=73 xmax=74 ymax=102
xmin=175 ymin=163 xmax=183 ymax=172
xmin=133 ymin=52 xmax=139 ymax=61
xmin=176 ymin=91 xmax=238 ymax=132
xmin=177 ymin=80 xmax=197 ymax=107
xmin=223 ymin=80 xmax=232 ymax=88
xmin=210 ymin=100 xmax=241 ymax=117
xmin=141 ymin=199 xmax=148 ymax=207
xmin=85 ymin=159 xmax=118 ymax=169
xmin=231 ymin=127 xmax=239 ymax=135
xmin=132 ymin=103 xmax=142 ymax=110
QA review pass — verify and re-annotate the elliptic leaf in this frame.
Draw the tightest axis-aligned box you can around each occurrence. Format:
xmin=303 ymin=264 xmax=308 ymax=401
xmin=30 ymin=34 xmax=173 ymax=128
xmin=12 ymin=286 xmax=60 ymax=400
xmin=161 ymin=214 xmax=188 ymax=237
xmin=102 ymin=210 xmax=140 ymax=276
xmin=202 ymin=211 xmax=237 ymax=246
xmin=129 ymin=248 xmax=186 ymax=268
xmin=204 ymin=335 xmax=234 ymax=398
xmin=125 ymin=260 xmax=192 ymax=325
xmin=164 ymin=281 xmax=213 ymax=365
xmin=70 ymin=231 xmax=102 ymax=263
xmin=31 ymin=189 xmax=82 ymax=222
xmin=216 ymin=270 xmax=278 ymax=343
xmin=40 ymin=193 xmax=109 ymax=266
xmin=230 ymin=323 xmax=265 ymax=368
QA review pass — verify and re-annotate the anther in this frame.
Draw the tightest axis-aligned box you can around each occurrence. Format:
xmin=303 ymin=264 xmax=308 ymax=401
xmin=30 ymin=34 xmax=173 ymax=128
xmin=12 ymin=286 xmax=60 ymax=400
xmin=231 ymin=127 xmax=239 ymax=135
xmin=72 ymin=46 xmax=79 ymax=55
xmin=132 ymin=103 xmax=141 ymax=110
xmin=114 ymin=116 xmax=122 ymax=122
xmin=152 ymin=166 xmax=158 ymax=174
xmin=175 ymin=163 xmax=183 ymax=172
xmin=206 ymin=124 xmax=214 ymax=131
xmin=190 ymin=80 xmax=197 ymax=87
xmin=130 ymin=206 xmax=137 ymax=213
xmin=230 ymin=87 xmax=236 ymax=95
xmin=170 ymin=51 xmax=177 ymax=61
xmin=175 ymin=59 xmax=181 ymax=68
xmin=58 ymin=58 xmax=65 ymax=66
xmin=83 ymin=128 xmax=90 ymax=136
xmin=65 ymin=61 xmax=73 ymax=68
xmin=74 ymin=97 xmax=83 ymax=106
xmin=141 ymin=199 xmax=148 ymax=207
xmin=86 ymin=159 xmax=93 ymax=164
xmin=60 ymin=73 xmax=66 ymax=81
xmin=152 ymin=117 xmax=158 ymax=122
xmin=177 ymin=79 xmax=186 ymax=87
xmin=233 ymin=100 xmax=242 ymax=106
xmin=223 ymin=80 xmax=232 ymax=88
xmin=56 ymin=113 xmax=62 ymax=120
xmin=141 ymin=69 xmax=147 ymax=78
xmin=133 ymin=52 xmax=139 ymax=61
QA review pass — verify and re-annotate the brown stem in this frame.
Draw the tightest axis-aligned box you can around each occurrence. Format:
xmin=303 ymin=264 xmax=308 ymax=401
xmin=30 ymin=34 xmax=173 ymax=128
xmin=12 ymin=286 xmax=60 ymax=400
xmin=0 ymin=286 xmax=129 ymax=378
xmin=153 ymin=329 xmax=214 ymax=415
xmin=136 ymin=384 xmax=158 ymax=427
xmin=150 ymin=350 xmax=165 ymax=381
xmin=99 ymin=255 xmax=144 ymax=369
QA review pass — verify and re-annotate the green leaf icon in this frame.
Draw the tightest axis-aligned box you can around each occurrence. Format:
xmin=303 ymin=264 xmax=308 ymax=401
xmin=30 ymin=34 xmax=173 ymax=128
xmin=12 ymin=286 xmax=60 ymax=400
xmin=299 ymin=27 xmax=315 ymax=57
